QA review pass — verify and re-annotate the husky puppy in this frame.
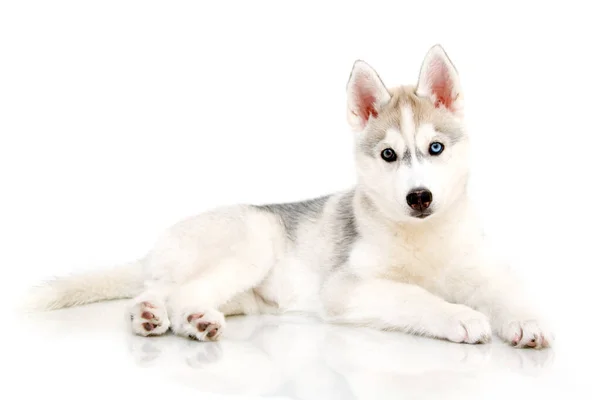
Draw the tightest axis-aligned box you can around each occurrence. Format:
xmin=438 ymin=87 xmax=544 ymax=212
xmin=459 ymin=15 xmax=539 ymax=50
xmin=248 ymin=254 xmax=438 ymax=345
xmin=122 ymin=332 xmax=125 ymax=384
xmin=28 ymin=45 xmax=552 ymax=348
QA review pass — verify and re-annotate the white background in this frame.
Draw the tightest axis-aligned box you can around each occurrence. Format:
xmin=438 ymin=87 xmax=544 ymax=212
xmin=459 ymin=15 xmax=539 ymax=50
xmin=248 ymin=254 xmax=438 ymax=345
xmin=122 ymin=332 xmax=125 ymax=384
xmin=1 ymin=1 xmax=598 ymax=399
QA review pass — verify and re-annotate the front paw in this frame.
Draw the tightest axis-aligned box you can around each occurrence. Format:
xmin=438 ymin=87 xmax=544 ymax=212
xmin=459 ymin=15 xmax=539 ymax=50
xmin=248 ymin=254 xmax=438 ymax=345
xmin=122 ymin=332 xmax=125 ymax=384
xmin=498 ymin=318 xmax=553 ymax=349
xmin=442 ymin=305 xmax=492 ymax=344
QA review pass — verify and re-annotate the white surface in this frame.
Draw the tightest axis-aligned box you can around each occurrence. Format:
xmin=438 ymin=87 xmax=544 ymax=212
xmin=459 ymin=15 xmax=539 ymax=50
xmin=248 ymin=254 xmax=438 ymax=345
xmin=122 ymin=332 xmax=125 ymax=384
xmin=1 ymin=1 xmax=599 ymax=398
xmin=5 ymin=303 xmax=586 ymax=399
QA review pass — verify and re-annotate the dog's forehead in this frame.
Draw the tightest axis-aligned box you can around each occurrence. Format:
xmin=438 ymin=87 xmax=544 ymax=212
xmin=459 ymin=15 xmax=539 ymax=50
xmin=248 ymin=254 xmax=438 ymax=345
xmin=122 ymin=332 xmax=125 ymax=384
xmin=359 ymin=87 xmax=432 ymax=154
xmin=377 ymin=87 xmax=438 ymax=135
xmin=386 ymin=104 xmax=419 ymax=144
xmin=359 ymin=86 xmax=464 ymax=156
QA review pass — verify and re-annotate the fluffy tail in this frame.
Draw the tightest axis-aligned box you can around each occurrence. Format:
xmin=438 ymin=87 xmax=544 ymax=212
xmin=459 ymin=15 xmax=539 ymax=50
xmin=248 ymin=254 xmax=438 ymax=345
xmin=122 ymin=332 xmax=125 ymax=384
xmin=23 ymin=260 xmax=145 ymax=311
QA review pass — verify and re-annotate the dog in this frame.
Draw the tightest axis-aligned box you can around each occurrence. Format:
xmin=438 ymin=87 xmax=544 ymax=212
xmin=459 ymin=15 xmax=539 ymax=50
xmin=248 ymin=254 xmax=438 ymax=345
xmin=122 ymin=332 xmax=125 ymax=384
xmin=27 ymin=45 xmax=553 ymax=349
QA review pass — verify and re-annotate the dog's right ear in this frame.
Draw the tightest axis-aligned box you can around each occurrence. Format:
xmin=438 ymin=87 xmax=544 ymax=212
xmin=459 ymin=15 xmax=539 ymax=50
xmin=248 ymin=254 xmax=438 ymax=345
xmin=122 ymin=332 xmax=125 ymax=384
xmin=346 ymin=60 xmax=391 ymax=131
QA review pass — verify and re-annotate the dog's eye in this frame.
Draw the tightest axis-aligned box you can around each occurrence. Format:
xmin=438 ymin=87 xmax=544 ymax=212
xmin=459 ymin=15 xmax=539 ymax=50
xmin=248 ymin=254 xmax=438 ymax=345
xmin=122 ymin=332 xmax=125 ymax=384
xmin=380 ymin=148 xmax=397 ymax=162
xmin=429 ymin=142 xmax=444 ymax=156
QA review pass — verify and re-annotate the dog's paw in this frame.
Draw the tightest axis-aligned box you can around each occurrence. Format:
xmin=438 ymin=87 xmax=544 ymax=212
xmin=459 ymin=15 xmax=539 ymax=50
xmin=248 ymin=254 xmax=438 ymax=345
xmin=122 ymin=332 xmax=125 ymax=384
xmin=172 ymin=309 xmax=225 ymax=342
xmin=130 ymin=301 xmax=170 ymax=336
xmin=441 ymin=305 xmax=492 ymax=344
xmin=498 ymin=318 xmax=553 ymax=349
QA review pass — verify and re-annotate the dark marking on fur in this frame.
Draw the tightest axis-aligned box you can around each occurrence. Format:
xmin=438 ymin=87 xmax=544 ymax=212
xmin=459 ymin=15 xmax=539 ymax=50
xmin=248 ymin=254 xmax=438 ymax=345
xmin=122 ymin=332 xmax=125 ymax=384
xmin=415 ymin=148 xmax=425 ymax=160
xmin=331 ymin=190 xmax=359 ymax=269
xmin=254 ymin=195 xmax=331 ymax=240
xmin=401 ymin=149 xmax=411 ymax=164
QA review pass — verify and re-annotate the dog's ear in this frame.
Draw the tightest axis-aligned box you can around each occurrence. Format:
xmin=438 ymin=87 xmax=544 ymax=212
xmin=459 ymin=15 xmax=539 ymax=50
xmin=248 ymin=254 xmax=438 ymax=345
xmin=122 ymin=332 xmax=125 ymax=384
xmin=346 ymin=60 xmax=391 ymax=131
xmin=416 ymin=45 xmax=463 ymax=115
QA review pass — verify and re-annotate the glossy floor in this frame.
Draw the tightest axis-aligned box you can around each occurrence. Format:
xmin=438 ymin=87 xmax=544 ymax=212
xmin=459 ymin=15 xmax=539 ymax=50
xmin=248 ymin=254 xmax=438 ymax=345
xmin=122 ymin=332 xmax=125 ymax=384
xmin=7 ymin=300 xmax=592 ymax=400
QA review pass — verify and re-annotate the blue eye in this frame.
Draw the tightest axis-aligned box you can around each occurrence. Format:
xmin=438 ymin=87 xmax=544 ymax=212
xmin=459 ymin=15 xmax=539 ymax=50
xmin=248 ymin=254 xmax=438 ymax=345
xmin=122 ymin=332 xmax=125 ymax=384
xmin=429 ymin=142 xmax=444 ymax=156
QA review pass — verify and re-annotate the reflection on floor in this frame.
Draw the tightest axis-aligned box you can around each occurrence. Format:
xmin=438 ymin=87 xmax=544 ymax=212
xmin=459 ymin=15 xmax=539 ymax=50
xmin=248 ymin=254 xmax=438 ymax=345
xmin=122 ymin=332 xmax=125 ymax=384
xmin=13 ymin=301 xmax=568 ymax=399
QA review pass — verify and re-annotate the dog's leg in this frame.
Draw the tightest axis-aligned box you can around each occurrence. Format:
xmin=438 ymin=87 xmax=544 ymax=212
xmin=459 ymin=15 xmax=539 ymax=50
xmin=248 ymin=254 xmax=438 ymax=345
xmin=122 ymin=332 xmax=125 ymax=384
xmin=321 ymin=274 xmax=492 ymax=344
xmin=442 ymin=263 xmax=554 ymax=349
xmin=167 ymin=257 xmax=271 ymax=341
xmin=129 ymin=282 xmax=173 ymax=336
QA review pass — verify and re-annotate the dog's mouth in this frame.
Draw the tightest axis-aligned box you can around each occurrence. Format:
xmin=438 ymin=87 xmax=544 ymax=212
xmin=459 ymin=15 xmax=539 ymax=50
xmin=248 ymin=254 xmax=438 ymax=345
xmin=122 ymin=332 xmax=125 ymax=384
xmin=412 ymin=211 xmax=433 ymax=219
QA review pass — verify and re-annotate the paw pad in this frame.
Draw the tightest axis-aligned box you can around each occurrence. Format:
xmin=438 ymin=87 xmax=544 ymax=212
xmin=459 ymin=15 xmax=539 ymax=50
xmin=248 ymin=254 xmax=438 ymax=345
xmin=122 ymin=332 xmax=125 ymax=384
xmin=181 ymin=311 xmax=224 ymax=342
xmin=143 ymin=322 xmax=156 ymax=331
xmin=130 ymin=300 xmax=170 ymax=337
xmin=141 ymin=311 xmax=155 ymax=320
xmin=197 ymin=322 xmax=210 ymax=331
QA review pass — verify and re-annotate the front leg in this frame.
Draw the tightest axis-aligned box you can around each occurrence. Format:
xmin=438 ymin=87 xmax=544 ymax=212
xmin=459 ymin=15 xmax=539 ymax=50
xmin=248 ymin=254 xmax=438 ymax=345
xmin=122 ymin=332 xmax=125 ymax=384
xmin=443 ymin=261 xmax=554 ymax=349
xmin=321 ymin=273 xmax=492 ymax=344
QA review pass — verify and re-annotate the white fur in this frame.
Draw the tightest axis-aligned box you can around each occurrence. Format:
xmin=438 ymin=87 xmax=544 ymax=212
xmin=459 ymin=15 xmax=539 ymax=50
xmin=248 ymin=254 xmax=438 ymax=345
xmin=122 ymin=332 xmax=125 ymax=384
xmin=26 ymin=45 xmax=553 ymax=349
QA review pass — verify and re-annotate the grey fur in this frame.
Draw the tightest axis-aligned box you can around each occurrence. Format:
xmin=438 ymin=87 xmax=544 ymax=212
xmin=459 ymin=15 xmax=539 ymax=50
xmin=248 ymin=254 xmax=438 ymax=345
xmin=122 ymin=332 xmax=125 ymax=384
xmin=254 ymin=190 xmax=358 ymax=269
xmin=330 ymin=190 xmax=359 ymax=269
xmin=254 ymin=195 xmax=331 ymax=240
xmin=359 ymin=129 xmax=386 ymax=158
xmin=401 ymin=149 xmax=412 ymax=164
xmin=415 ymin=148 xmax=425 ymax=160
xmin=434 ymin=124 xmax=465 ymax=145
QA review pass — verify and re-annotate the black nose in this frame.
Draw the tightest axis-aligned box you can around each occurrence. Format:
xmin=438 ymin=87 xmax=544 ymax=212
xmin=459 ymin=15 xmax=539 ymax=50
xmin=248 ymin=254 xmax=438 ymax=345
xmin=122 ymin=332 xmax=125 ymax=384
xmin=406 ymin=188 xmax=432 ymax=211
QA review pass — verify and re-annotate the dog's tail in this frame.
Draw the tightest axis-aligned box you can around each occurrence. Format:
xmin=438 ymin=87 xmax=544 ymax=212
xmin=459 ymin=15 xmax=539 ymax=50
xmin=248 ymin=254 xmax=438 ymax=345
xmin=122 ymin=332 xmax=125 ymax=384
xmin=23 ymin=260 xmax=145 ymax=311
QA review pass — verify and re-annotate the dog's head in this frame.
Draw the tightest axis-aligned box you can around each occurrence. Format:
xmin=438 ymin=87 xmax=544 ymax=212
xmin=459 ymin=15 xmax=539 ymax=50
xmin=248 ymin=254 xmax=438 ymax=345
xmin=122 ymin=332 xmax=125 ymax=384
xmin=347 ymin=45 xmax=469 ymax=222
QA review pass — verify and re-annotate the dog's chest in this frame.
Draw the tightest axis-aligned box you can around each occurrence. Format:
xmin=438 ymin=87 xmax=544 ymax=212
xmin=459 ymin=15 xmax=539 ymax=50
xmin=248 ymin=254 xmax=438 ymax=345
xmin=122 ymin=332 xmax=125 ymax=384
xmin=348 ymin=231 xmax=456 ymax=288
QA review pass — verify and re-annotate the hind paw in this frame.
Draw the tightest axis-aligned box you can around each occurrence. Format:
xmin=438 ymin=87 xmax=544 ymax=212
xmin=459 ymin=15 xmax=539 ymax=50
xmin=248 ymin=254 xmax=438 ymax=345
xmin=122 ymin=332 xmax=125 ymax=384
xmin=130 ymin=301 xmax=170 ymax=336
xmin=172 ymin=309 xmax=225 ymax=341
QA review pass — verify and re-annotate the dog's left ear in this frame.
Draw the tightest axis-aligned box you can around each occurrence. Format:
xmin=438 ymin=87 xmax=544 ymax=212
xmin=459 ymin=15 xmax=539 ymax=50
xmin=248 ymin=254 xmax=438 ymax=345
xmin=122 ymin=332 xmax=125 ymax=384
xmin=346 ymin=60 xmax=391 ymax=131
xmin=416 ymin=45 xmax=463 ymax=115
